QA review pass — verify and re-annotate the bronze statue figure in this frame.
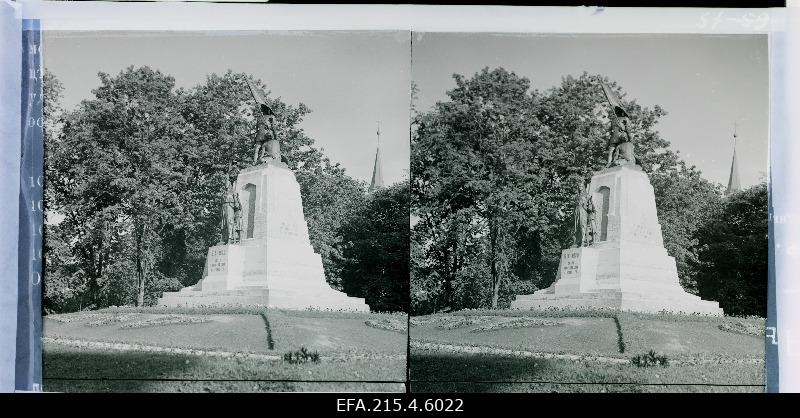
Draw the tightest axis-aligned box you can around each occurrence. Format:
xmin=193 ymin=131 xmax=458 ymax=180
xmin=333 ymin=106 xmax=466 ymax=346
xmin=253 ymin=106 xmax=280 ymax=165
xmin=606 ymin=117 xmax=635 ymax=167
xmin=600 ymin=80 xmax=636 ymax=167
xmin=584 ymin=189 xmax=597 ymax=245
xmin=246 ymin=78 xmax=284 ymax=165
xmin=572 ymin=184 xmax=587 ymax=248
xmin=613 ymin=138 xmax=636 ymax=166
xmin=232 ymin=191 xmax=242 ymax=243
xmin=219 ymin=176 xmax=243 ymax=244
xmin=572 ymin=183 xmax=598 ymax=247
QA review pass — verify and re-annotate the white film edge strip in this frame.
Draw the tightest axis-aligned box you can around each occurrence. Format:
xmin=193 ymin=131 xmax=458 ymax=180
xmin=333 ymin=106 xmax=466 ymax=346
xmin=12 ymin=0 xmax=797 ymax=392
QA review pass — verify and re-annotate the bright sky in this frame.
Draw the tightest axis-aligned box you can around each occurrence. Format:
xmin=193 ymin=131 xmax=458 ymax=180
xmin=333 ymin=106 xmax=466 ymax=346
xmin=42 ymin=32 xmax=769 ymax=190
xmin=412 ymin=33 xmax=769 ymax=189
xmin=43 ymin=30 xmax=411 ymax=186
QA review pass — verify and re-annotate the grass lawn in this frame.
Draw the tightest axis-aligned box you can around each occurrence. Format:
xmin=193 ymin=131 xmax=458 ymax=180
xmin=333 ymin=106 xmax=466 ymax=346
xmin=412 ymin=316 xmax=620 ymax=355
xmin=45 ymin=313 xmax=270 ymax=353
xmin=617 ymin=313 xmax=763 ymax=357
xmin=268 ymin=310 xmax=406 ymax=355
xmin=410 ymin=309 xmax=765 ymax=393
xmin=42 ymin=307 xmax=407 ymax=393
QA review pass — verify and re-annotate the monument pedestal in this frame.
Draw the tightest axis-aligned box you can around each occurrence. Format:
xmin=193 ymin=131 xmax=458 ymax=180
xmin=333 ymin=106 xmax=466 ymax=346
xmin=158 ymin=161 xmax=369 ymax=311
xmin=512 ymin=165 xmax=722 ymax=315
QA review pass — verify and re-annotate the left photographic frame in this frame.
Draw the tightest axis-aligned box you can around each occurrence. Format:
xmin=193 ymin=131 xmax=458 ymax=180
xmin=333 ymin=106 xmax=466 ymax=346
xmin=39 ymin=29 xmax=410 ymax=393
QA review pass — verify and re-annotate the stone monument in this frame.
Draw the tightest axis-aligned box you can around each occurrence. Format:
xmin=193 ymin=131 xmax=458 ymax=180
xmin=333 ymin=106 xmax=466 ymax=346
xmin=158 ymin=80 xmax=368 ymax=311
xmin=512 ymin=81 xmax=722 ymax=315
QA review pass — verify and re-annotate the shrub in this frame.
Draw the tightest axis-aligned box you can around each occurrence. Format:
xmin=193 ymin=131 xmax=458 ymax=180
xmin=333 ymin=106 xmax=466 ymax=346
xmin=144 ymin=271 xmax=184 ymax=307
xmin=283 ymin=346 xmax=320 ymax=364
xmin=631 ymin=350 xmax=669 ymax=367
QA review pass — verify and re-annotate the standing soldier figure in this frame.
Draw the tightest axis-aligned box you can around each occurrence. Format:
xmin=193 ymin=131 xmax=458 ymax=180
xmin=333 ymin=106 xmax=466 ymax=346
xmin=219 ymin=176 xmax=242 ymax=244
xmin=572 ymin=183 xmax=598 ymax=247
xmin=583 ymin=187 xmax=597 ymax=246
xmin=572 ymin=183 xmax=588 ymax=248
xmin=231 ymin=190 xmax=243 ymax=243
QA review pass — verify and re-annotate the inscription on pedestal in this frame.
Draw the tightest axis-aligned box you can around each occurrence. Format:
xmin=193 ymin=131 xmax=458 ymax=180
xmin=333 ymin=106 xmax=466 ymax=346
xmin=208 ymin=247 xmax=228 ymax=274
xmin=561 ymin=249 xmax=581 ymax=278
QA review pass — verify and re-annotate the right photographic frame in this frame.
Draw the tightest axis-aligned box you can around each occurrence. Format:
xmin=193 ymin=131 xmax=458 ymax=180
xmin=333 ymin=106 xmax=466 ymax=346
xmin=409 ymin=32 xmax=769 ymax=393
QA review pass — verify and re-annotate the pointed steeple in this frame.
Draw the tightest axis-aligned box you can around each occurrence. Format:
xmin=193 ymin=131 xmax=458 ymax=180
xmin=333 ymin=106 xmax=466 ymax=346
xmin=369 ymin=121 xmax=384 ymax=192
xmin=726 ymin=123 xmax=742 ymax=195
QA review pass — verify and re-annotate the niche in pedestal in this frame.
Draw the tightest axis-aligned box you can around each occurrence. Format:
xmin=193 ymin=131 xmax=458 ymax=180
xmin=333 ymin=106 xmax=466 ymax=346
xmin=243 ymin=183 xmax=256 ymax=239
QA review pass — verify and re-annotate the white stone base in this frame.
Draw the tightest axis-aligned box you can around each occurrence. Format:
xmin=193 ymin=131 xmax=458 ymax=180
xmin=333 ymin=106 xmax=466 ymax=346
xmin=157 ymin=288 xmax=270 ymax=308
xmin=511 ymin=242 xmax=722 ymax=316
xmin=158 ymin=242 xmax=369 ymax=311
xmin=512 ymin=290 xmax=723 ymax=315
xmin=157 ymin=287 xmax=369 ymax=311
xmin=157 ymin=161 xmax=369 ymax=312
xmin=512 ymin=165 xmax=723 ymax=316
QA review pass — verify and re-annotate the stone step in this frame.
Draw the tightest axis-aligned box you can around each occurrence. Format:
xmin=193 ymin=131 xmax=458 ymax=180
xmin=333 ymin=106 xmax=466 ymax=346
xmin=158 ymin=291 xmax=368 ymax=311
xmin=158 ymin=294 xmax=269 ymax=307
xmin=512 ymin=291 xmax=722 ymax=315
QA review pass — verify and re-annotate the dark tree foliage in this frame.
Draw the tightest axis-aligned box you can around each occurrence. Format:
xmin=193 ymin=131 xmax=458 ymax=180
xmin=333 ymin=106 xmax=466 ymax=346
xmin=650 ymin=161 xmax=723 ymax=293
xmin=43 ymin=67 xmax=396 ymax=312
xmin=695 ymin=183 xmax=768 ymax=316
xmin=339 ymin=182 xmax=410 ymax=312
xmin=298 ymin=164 xmax=367 ymax=290
xmin=411 ymin=68 xmax=726 ymax=314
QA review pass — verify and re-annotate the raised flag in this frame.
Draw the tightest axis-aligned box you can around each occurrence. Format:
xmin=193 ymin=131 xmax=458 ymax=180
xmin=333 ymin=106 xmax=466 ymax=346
xmin=245 ymin=78 xmax=273 ymax=116
xmin=600 ymin=81 xmax=630 ymax=119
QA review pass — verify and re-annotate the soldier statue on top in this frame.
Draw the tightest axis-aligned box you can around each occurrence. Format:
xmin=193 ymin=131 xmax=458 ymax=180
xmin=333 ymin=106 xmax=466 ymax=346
xmin=600 ymin=80 xmax=636 ymax=167
xmin=253 ymin=102 xmax=280 ymax=164
xmin=246 ymin=78 xmax=288 ymax=166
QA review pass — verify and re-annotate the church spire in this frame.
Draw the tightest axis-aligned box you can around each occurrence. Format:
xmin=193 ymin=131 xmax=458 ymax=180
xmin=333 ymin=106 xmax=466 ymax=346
xmin=369 ymin=121 xmax=384 ymax=192
xmin=726 ymin=122 xmax=742 ymax=195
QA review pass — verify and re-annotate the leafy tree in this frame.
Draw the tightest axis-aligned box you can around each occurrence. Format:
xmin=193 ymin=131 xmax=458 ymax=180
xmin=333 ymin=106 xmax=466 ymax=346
xmin=48 ymin=66 xmax=187 ymax=307
xmin=339 ymin=181 xmax=410 ymax=312
xmin=412 ymin=68 xmax=540 ymax=310
xmin=651 ymin=162 xmax=723 ymax=293
xmin=43 ymin=70 xmax=64 ymax=144
xmin=410 ymin=225 xmax=437 ymax=314
xmin=299 ymin=163 xmax=367 ymax=289
xmin=42 ymin=223 xmax=88 ymax=313
xmin=694 ymin=183 xmax=768 ymax=316
xmin=42 ymin=70 xmax=77 ymax=313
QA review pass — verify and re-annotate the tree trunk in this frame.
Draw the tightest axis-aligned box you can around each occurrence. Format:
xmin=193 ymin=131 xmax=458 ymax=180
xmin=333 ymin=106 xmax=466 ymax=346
xmin=490 ymin=217 xmax=500 ymax=309
xmin=531 ymin=229 xmax=542 ymax=288
xmin=442 ymin=247 xmax=452 ymax=311
xmin=446 ymin=236 xmax=457 ymax=310
xmin=135 ymin=218 xmax=145 ymax=307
